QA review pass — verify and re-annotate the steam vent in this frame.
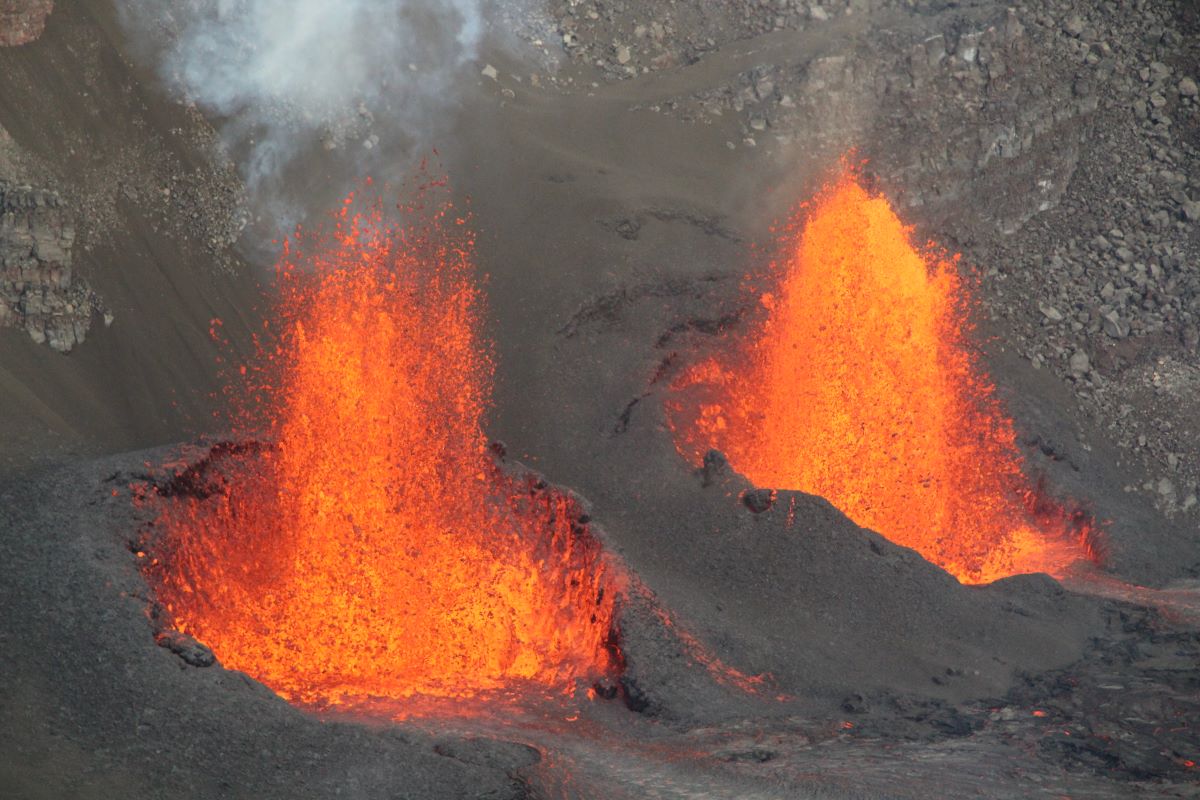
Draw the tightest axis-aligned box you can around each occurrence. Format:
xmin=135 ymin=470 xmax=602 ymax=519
xmin=1 ymin=2 xmax=1198 ymax=799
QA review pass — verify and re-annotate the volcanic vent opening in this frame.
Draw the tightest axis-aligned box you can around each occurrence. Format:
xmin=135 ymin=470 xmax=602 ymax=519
xmin=667 ymin=168 xmax=1098 ymax=585
xmin=143 ymin=187 xmax=621 ymax=716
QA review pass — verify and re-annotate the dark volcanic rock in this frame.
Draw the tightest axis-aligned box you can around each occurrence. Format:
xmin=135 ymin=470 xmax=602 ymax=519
xmin=740 ymin=487 xmax=775 ymax=513
xmin=154 ymin=629 xmax=216 ymax=668
xmin=699 ymin=448 xmax=729 ymax=487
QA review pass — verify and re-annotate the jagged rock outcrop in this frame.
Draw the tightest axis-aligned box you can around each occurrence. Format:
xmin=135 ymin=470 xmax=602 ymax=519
xmin=1 ymin=182 xmax=102 ymax=352
xmin=0 ymin=0 xmax=53 ymax=47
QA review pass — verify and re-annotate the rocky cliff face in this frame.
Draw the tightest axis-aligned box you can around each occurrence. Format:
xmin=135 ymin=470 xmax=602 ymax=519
xmin=0 ymin=0 xmax=53 ymax=47
xmin=0 ymin=181 xmax=103 ymax=352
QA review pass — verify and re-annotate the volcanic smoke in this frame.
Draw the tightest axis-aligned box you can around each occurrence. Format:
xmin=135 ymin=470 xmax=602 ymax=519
xmin=668 ymin=171 xmax=1096 ymax=584
xmin=146 ymin=187 xmax=619 ymax=713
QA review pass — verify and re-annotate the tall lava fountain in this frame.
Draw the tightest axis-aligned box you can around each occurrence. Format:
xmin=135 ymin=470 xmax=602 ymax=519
xmin=668 ymin=170 xmax=1096 ymax=584
xmin=146 ymin=187 xmax=619 ymax=713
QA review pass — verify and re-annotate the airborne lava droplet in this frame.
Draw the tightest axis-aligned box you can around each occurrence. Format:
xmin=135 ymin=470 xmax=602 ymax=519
xmin=667 ymin=169 xmax=1097 ymax=584
xmin=146 ymin=186 xmax=620 ymax=714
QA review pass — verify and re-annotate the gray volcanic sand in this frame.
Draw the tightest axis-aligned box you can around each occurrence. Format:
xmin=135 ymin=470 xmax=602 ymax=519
xmin=2 ymin=1 xmax=1198 ymax=799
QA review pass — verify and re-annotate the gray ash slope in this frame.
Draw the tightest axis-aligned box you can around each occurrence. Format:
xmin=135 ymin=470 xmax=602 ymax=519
xmin=0 ymin=444 xmax=1142 ymax=800
xmin=0 ymin=420 xmax=1192 ymax=797
xmin=0 ymin=0 xmax=1198 ymax=798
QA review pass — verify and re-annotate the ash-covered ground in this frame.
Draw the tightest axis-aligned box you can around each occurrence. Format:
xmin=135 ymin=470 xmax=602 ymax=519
xmin=1 ymin=1 xmax=1198 ymax=798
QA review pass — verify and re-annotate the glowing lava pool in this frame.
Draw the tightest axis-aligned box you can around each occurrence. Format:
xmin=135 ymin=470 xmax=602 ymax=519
xmin=144 ymin=187 xmax=621 ymax=714
xmin=667 ymin=168 xmax=1098 ymax=584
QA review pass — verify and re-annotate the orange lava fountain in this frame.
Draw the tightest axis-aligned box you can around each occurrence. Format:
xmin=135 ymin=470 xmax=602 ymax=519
xmin=147 ymin=186 xmax=619 ymax=712
xmin=667 ymin=171 xmax=1095 ymax=584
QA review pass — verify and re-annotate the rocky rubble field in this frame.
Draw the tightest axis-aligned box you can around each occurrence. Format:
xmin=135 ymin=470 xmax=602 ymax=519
xmin=527 ymin=0 xmax=1200 ymax=523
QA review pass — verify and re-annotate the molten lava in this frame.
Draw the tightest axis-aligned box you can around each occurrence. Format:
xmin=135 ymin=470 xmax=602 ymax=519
xmin=668 ymin=171 xmax=1094 ymax=584
xmin=148 ymin=188 xmax=618 ymax=711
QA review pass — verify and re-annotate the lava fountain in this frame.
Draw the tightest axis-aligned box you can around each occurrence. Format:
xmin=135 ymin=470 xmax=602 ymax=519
xmin=145 ymin=186 xmax=620 ymax=713
xmin=667 ymin=169 xmax=1096 ymax=584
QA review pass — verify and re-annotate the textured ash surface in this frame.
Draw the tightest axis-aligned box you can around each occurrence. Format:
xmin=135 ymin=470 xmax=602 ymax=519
xmin=0 ymin=0 xmax=1198 ymax=798
xmin=0 ymin=453 xmax=532 ymax=800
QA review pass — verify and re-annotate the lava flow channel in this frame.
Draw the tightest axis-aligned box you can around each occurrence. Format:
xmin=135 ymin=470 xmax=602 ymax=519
xmin=146 ymin=189 xmax=619 ymax=711
xmin=667 ymin=171 xmax=1097 ymax=585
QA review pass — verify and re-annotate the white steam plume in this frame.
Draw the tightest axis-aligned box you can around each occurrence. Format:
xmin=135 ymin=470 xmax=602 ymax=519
xmin=117 ymin=0 xmax=485 ymax=234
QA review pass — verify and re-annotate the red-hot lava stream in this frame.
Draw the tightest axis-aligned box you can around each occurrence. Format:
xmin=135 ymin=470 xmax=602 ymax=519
xmin=668 ymin=167 xmax=1098 ymax=585
xmin=145 ymin=186 xmax=621 ymax=714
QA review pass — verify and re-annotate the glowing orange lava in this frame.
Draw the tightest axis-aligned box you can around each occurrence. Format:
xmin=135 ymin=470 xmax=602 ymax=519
xmin=667 ymin=171 xmax=1095 ymax=584
xmin=148 ymin=187 xmax=619 ymax=712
